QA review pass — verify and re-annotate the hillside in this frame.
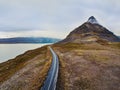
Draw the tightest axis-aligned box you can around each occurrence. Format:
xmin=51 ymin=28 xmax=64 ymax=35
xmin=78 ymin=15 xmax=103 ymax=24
xmin=53 ymin=16 xmax=120 ymax=90
xmin=53 ymin=42 xmax=120 ymax=90
xmin=0 ymin=37 xmax=60 ymax=43
xmin=0 ymin=46 xmax=52 ymax=90
xmin=59 ymin=16 xmax=120 ymax=43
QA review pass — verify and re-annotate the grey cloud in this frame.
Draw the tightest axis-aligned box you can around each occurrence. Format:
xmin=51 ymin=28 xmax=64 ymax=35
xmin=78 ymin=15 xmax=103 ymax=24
xmin=0 ymin=0 xmax=120 ymax=37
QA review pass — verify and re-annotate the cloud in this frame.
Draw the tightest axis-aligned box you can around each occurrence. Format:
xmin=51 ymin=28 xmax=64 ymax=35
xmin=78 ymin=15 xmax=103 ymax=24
xmin=0 ymin=0 xmax=120 ymax=38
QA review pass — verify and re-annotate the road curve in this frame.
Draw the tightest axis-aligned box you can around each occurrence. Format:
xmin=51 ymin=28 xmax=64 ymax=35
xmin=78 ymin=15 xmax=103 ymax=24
xmin=41 ymin=46 xmax=59 ymax=90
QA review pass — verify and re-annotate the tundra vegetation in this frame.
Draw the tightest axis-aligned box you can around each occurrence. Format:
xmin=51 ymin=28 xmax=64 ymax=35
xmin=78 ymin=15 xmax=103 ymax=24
xmin=0 ymin=45 xmax=52 ymax=90
xmin=53 ymin=42 xmax=120 ymax=90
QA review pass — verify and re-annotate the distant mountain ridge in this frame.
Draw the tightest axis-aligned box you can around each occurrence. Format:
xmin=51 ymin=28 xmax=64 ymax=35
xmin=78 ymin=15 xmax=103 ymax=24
xmin=0 ymin=37 xmax=60 ymax=43
xmin=59 ymin=16 xmax=120 ymax=43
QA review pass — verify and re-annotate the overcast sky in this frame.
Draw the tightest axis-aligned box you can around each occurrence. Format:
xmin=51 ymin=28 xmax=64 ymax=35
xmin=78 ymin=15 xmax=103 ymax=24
xmin=0 ymin=0 xmax=120 ymax=38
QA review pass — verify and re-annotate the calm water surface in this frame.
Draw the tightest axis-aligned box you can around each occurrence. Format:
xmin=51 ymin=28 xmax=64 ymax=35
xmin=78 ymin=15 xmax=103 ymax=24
xmin=0 ymin=43 xmax=51 ymax=63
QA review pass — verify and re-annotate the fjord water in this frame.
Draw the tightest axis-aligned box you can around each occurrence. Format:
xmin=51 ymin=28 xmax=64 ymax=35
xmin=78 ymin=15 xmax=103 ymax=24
xmin=0 ymin=43 xmax=51 ymax=63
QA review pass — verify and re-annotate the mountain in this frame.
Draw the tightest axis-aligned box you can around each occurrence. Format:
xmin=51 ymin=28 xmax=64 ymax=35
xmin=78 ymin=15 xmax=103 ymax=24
xmin=0 ymin=16 xmax=120 ymax=90
xmin=0 ymin=37 xmax=60 ymax=43
xmin=59 ymin=16 xmax=120 ymax=43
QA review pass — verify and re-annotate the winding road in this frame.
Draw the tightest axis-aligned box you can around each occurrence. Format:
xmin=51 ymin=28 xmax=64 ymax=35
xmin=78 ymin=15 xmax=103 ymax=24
xmin=41 ymin=46 xmax=59 ymax=90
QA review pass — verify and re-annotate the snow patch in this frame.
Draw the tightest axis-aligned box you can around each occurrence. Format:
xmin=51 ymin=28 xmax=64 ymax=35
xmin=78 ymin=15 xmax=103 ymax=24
xmin=87 ymin=16 xmax=99 ymax=24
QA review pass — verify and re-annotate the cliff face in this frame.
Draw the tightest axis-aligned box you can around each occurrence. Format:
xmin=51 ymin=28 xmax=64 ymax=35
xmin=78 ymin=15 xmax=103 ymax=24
xmin=59 ymin=16 xmax=120 ymax=43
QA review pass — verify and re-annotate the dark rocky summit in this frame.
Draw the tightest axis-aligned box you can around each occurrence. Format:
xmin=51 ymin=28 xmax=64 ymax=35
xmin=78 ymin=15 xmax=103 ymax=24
xmin=59 ymin=16 xmax=120 ymax=43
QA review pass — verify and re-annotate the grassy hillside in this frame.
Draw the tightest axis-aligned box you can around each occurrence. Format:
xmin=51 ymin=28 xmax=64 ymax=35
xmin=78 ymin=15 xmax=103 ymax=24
xmin=0 ymin=45 xmax=52 ymax=90
xmin=53 ymin=42 xmax=120 ymax=90
xmin=0 ymin=42 xmax=120 ymax=90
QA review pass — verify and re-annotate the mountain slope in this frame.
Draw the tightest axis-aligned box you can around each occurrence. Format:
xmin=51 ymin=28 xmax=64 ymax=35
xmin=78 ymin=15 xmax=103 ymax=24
xmin=0 ymin=46 xmax=52 ymax=90
xmin=59 ymin=16 xmax=120 ymax=43
xmin=53 ymin=16 xmax=120 ymax=90
xmin=0 ymin=37 xmax=60 ymax=43
xmin=53 ymin=42 xmax=120 ymax=90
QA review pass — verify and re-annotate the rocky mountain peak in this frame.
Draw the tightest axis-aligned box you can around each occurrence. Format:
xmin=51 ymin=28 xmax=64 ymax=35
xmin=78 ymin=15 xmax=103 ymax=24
xmin=87 ymin=16 xmax=98 ymax=24
xmin=59 ymin=16 xmax=120 ymax=43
